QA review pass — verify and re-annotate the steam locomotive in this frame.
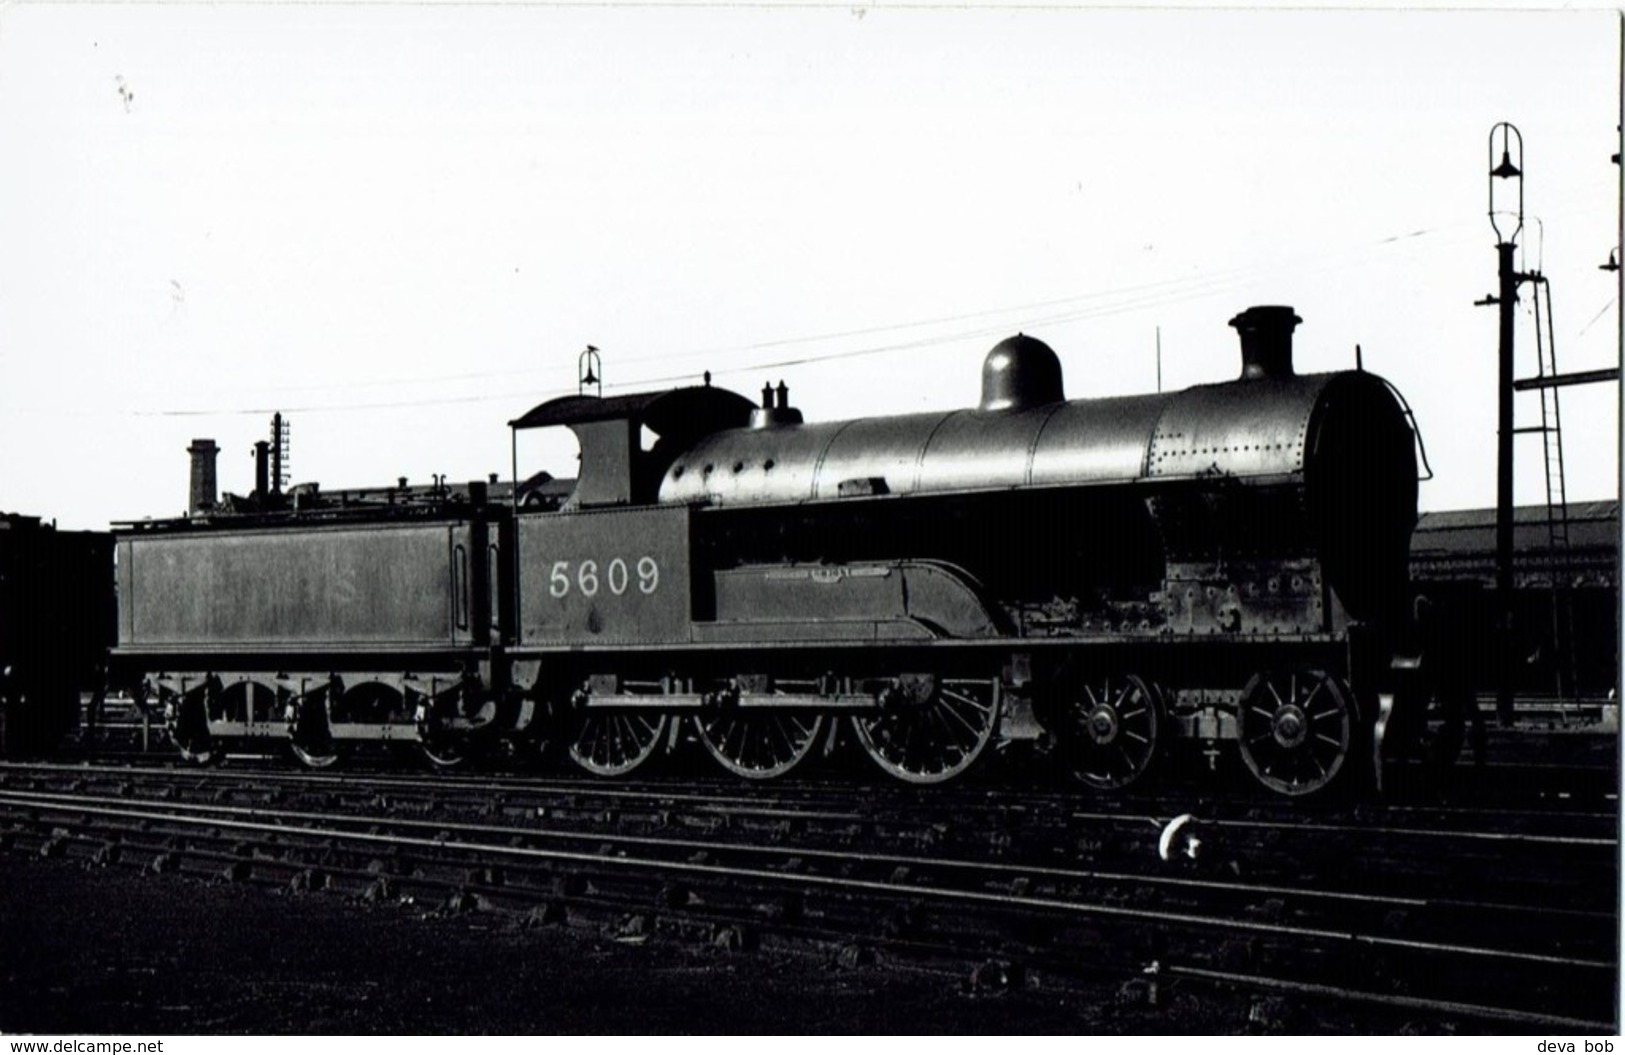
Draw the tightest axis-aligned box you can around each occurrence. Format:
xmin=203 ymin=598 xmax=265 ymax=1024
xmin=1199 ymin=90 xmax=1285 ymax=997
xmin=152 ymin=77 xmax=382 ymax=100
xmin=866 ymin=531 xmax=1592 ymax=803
xmin=12 ymin=305 xmax=1440 ymax=796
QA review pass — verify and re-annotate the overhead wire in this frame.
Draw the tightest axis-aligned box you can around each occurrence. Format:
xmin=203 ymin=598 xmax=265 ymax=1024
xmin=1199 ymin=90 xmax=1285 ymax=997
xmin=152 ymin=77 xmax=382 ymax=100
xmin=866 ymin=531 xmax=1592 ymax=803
xmin=96 ymin=215 xmax=1550 ymax=418
xmin=174 ymin=253 xmax=1308 ymax=400
xmin=1575 ymin=296 xmax=1618 ymax=338
xmin=126 ymin=264 xmax=1287 ymax=417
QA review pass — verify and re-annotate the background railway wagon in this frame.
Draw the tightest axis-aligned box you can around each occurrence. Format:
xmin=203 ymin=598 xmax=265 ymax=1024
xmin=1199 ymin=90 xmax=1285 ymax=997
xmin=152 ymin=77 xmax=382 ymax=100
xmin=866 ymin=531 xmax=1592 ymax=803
xmin=1409 ymin=500 xmax=1619 ymax=702
xmin=0 ymin=514 xmax=113 ymax=754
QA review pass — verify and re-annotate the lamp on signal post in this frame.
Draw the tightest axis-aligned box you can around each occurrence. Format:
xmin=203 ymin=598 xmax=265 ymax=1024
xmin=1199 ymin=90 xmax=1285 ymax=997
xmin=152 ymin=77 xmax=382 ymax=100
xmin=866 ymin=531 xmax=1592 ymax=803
xmin=1488 ymin=121 xmax=1525 ymax=726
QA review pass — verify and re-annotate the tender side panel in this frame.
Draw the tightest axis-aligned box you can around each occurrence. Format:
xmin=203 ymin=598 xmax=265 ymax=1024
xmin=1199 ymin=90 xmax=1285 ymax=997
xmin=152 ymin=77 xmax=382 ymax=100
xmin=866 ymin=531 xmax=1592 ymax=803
xmin=117 ymin=522 xmax=473 ymax=651
xmin=516 ymin=505 xmax=692 ymax=646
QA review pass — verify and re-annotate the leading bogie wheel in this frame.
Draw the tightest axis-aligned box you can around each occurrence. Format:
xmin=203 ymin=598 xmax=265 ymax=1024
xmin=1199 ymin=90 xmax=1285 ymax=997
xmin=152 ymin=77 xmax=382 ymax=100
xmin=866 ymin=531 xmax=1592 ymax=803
xmin=850 ymin=674 xmax=999 ymax=785
xmin=1236 ymin=669 xmax=1355 ymax=796
xmin=1398 ymin=672 xmax=1470 ymax=774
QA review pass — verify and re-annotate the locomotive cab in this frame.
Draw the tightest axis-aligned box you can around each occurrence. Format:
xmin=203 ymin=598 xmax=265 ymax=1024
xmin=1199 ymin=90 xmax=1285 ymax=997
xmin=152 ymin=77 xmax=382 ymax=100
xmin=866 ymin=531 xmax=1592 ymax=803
xmin=508 ymin=385 xmax=755 ymax=510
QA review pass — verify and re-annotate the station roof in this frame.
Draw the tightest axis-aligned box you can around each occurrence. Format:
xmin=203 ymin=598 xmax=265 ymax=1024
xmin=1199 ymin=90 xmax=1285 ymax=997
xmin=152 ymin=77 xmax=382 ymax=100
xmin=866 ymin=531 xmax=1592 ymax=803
xmin=1411 ymin=500 xmax=1619 ymax=586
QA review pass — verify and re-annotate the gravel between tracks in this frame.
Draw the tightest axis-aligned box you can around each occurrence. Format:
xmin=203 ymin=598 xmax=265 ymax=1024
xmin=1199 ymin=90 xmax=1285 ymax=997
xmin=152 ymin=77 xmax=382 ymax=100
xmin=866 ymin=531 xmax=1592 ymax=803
xmin=0 ymin=854 xmax=1489 ymax=1035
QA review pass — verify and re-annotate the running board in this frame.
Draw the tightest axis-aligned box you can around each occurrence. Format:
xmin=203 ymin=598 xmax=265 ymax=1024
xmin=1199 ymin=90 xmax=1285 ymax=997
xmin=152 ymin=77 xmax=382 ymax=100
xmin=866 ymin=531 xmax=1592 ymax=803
xmin=580 ymin=692 xmax=879 ymax=711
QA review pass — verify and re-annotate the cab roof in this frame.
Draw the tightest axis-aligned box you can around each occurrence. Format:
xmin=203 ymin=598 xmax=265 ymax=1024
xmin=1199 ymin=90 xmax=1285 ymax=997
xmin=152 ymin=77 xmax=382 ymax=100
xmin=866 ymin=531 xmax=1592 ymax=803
xmin=509 ymin=386 xmax=755 ymax=437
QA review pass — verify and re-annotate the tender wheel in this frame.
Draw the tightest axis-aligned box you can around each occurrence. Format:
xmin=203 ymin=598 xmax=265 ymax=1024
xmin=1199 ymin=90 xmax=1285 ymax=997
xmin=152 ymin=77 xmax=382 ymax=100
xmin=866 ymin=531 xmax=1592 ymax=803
xmin=290 ymin=738 xmax=338 ymax=769
xmin=693 ymin=708 xmax=826 ymax=780
xmin=419 ymin=739 xmax=472 ymax=769
xmin=850 ymin=675 xmax=998 ymax=785
xmin=412 ymin=687 xmax=478 ymax=770
xmin=1059 ymin=674 xmax=1161 ymax=791
xmin=1237 ymin=669 xmax=1354 ymax=796
xmin=569 ymin=711 xmax=669 ymax=777
xmin=287 ymin=694 xmax=338 ymax=769
xmin=166 ymin=689 xmax=216 ymax=765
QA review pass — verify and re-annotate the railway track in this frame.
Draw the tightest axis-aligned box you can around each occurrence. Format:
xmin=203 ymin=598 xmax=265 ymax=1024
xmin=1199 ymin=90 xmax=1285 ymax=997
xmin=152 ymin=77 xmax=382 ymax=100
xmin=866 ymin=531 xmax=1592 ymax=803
xmin=0 ymin=761 xmax=1614 ymax=1032
xmin=4 ymin=759 xmax=1615 ymax=872
xmin=71 ymin=690 xmax=1622 ymax=811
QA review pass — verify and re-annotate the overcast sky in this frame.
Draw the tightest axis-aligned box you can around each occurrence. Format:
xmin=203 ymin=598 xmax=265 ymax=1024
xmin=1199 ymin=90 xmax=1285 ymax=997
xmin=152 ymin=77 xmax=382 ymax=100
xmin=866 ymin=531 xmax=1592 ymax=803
xmin=1 ymin=3 xmax=1619 ymax=529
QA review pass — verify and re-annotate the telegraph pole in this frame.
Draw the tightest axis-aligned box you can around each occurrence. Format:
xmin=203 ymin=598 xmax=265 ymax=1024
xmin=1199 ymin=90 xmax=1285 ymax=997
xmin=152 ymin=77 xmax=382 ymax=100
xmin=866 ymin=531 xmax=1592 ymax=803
xmin=270 ymin=412 xmax=288 ymax=496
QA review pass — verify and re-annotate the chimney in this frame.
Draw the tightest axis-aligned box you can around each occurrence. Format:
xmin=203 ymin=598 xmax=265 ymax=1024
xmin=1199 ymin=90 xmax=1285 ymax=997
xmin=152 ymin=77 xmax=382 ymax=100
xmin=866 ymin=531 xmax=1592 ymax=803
xmin=1229 ymin=306 xmax=1301 ymax=380
xmin=749 ymin=379 xmax=804 ymax=429
xmin=253 ymin=441 xmax=270 ymax=501
xmin=187 ymin=439 xmax=219 ymax=515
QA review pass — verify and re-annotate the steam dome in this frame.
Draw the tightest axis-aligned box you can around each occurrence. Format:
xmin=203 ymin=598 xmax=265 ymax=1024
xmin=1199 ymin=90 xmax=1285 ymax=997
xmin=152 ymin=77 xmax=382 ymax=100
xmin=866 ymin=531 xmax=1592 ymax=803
xmin=980 ymin=334 xmax=1064 ymax=412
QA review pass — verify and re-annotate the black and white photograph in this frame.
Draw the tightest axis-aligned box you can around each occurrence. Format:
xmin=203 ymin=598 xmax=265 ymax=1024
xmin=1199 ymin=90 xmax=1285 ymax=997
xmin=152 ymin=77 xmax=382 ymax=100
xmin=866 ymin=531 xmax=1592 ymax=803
xmin=0 ymin=0 xmax=1619 ymax=1038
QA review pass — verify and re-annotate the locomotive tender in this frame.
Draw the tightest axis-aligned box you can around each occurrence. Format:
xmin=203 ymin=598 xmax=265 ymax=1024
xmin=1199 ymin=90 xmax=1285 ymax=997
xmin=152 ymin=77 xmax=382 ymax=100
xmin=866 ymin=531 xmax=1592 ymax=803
xmin=111 ymin=305 xmax=1425 ymax=795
